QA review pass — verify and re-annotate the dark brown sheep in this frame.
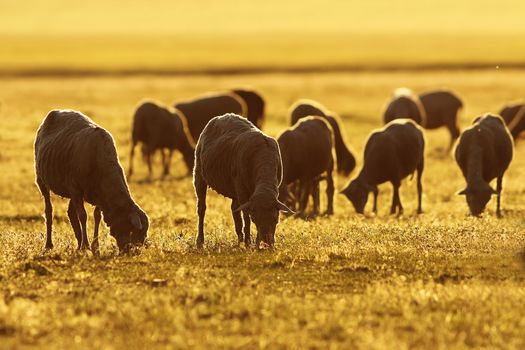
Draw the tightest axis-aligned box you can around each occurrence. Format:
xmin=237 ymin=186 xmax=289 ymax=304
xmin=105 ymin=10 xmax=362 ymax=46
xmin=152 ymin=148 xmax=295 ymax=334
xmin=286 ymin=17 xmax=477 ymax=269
xmin=383 ymin=88 xmax=426 ymax=127
xmin=499 ymin=102 xmax=525 ymax=140
xmin=277 ymin=117 xmax=335 ymax=216
xmin=193 ymin=113 xmax=293 ymax=249
xmin=232 ymin=88 xmax=265 ymax=129
xmin=419 ymin=90 xmax=463 ymax=151
xmin=455 ymin=114 xmax=513 ymax=217
xmin=289 ymin=99 xmax=356 ymax=176
xmin=128 ymin=101 xmax=195 ymax=179
xmin=34 ymin=110 xmax=149 ymax=253
xmin=341 ymin=119 xmax=425 ymax=215
xmin=175 ymin=92 xmax=246 ymax=143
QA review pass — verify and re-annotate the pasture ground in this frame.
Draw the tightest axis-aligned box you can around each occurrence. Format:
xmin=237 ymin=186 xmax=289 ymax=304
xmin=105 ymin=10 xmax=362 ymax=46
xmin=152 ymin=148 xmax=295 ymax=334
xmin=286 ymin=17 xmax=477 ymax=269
xmin=1 ymin=70 xmax=525 ymax=349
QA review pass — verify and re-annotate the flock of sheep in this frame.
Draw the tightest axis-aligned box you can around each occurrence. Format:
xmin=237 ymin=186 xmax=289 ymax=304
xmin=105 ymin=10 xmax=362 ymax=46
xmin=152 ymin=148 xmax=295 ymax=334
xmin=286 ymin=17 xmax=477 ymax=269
xmin=33 ymin=87 xmax=524 ymax=252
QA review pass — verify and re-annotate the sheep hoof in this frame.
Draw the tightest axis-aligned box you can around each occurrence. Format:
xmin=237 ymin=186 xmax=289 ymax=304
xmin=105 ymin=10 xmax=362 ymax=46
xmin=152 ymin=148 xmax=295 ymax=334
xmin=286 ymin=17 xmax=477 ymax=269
xmin=196 ymin=240 xmax=204 ymax=249
xmin=417 ymin=209 xmax=423 ymax=215
xmin=91 ymin=244 xmax=100 ymax=257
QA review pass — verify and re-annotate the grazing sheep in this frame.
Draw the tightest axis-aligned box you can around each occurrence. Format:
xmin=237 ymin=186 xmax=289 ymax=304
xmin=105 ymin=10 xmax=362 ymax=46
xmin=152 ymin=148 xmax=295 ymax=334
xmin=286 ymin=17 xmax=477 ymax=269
xmin=128 ymin=101 xmax=195 ymax=179
xmin=232 ymin=88 xmax=265 ymax=129
xmin=175 ymin=92 xmax=246 ymax=142
xmin=341 ymin=119 xmax=425 ymax=215
xmin=455 ymin=114 xmax=513 ymax=217
xmin=289 ymin=99 xmax=356 ymax=176
xmin=193 ymin=113 xmax=293 ymax=248
xmin=419 ymin=90 xmax=463 ymax=151
xmin=383 ymin=88 xmax=427 ymax=127
xmin=277 ymin=116 xmax=335 ymax=216
xmin=35 ymin=110 xmax=149 ymax=253
xmin=499 ymin=102 xmax=525 ymax=140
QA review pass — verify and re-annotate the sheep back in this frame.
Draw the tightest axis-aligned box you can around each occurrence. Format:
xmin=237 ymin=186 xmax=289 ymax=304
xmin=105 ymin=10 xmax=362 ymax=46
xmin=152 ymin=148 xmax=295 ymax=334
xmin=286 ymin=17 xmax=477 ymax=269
xmin=133 ymin=101 xmax=194 ymax=150
xmin=278 ymin=116 xmax=333 ymax=186
xmin=175 ymin=93 xmax=247 ymax=142
xmin=499 ymin=103 xmax=525 ymax=139
xmin=35 ymin=109 xmax=148 ymax=245
xmin=289 ymin=99 xmax=355 ymax=175
xmin=232 ymin=88 xmax=265 ymax=128
xmin=362 ymin=119 xmax=425 ymax=185
xmin=419 ymin=90 xmax=463 ymax=130
xmin=455 ymin=114 xmax=513 ymax=185
xmin=195 ymin=113 xmax=282 ymax=199
xmin=383 ymin=89 xmax=426 ymax=127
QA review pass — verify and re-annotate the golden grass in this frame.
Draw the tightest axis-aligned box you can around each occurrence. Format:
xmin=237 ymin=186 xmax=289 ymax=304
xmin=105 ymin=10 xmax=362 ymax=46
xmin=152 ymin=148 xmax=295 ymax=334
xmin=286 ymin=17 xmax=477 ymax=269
xmin=1 ymin=70 xmax=525 ymax=348
xmin=2 ymin=33 xmax=525 ymax=74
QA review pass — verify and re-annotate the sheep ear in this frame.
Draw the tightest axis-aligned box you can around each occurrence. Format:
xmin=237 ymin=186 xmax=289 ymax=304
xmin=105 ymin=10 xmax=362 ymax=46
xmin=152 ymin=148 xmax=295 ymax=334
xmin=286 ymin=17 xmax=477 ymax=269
xmin=457 ymin=188 xmax=468 ymax=195
xmin=276 ymin=200 xmax=294 ymax=214
xmin=234 ymin=201 xmax=251 ymax=212
xmin=129 ymin=212 xmax=142 ymax=230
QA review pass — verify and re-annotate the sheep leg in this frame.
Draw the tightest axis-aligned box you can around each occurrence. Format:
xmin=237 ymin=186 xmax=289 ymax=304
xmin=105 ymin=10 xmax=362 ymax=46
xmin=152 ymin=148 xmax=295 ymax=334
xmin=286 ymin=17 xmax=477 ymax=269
xmin=447 ymin=120 xmax=461 ymax=153
xmin=372 ymin=188 xmax=378 ymax=213
xmin=67 ymin=200 xmax=82 ymax=249
xmin=312 ymin=181 xmax=320 ymax=216
xmin=128 ymin=141 xmax=136 ymax=178
xmin=92 ymin=206 xmax=101 ymax=255
xmin=242 ymin=211 xmax=251 ymax=247
xmin=164 ymin=149 xmax=174 ymax=177
xmin=38 ymin=179 xmax=54 ymax=250
xmin=195 ymin=175 xmax=207 ymax=249
xmin=496 ymin=175 xmax=503 ymax=218
xmin=290 ymin=182 xmax=301 ymax=215
xmin=231 ymin=201 xmax=244 ymax=244
xmin=298 ymin=180 xmax=310 ymax=215
xmin=146 ymin=149 xmax=153 ymax=180
xmin=325 ymin=172 xmax=334 ymax=216
xmin=416 ymin=161 xmax=424 ymax=214
xmin=160 ymin=149 xmax=167 ymax=178
xmin=72 ymin=196 xmax=90 ymax=250
xmin=396 ymin=184 xmax=404 ymax=215
xmin=391 ymin=182 xmax=403 ymax=215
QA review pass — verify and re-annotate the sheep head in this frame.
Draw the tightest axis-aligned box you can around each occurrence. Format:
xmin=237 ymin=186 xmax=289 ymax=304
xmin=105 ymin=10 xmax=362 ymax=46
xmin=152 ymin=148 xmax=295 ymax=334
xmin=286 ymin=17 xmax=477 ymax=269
xmin=235 ymin=194 xmax=293 ymax=248
xmin=457 ymin=183 xmax=497 ymax=216
xmin=340 ymin=179 xmax=373 ymax=214
xmin=110 ymin=207 xmax=149 ymax=252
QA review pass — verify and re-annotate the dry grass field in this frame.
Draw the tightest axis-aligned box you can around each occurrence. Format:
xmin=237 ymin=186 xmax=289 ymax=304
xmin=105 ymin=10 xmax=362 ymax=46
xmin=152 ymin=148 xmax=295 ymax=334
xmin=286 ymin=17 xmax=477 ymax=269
xmin=1 ymin=70 xmax=525 ymax=349
xmin=2 ymin=0 xmax=525 ymax=348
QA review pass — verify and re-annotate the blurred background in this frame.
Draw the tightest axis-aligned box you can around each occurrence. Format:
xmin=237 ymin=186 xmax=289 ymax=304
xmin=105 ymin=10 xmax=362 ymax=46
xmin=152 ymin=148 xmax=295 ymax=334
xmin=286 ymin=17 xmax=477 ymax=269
xmin=2 ymin=0 xmax=525 ymax=74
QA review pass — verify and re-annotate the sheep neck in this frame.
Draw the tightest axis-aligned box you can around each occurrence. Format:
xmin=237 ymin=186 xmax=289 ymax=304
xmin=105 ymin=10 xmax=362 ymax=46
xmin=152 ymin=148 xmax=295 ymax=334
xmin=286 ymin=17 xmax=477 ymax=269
xmin=177 ymin=128 xmax=195 ymax=169
xmin=251 ymin=149 xmax=279 ymax=199
xmin=98 ymin=161 xmax=135 ymax=224
xmin=466 ymin=142 xmax=485 ymax=186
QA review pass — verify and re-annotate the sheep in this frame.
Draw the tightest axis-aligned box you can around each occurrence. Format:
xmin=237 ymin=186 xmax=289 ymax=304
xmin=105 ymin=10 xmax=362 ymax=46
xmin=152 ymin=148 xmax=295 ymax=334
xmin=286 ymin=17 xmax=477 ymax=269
xmin=419 ymin=90 xmax=463 ymax=151
xmin=383 ymin=88 xmax=427 ymax=127
xmin=34 ymin=110 xmax=149 ymax=253
xmin=289 ymin=99 xmax=356 ymax=176
xmin=232 ymin=88 xmax=265 ymax=129
xmin=499 ymin=102 xmax=525 ymax=140
xmin=341 ymin=119 xmax=425 ymax=215
xmin=454 ymin=114 xmax=513 ymax=217
xmin=193 ymin=113 xmax=293 ymax=249
xmin=174 ymin=92 xmax=247 ymax=143
xmin=277 ymin=116 xmax=335 ymax=216
xmin=128 ymin=101 xmax=195 ymax=179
